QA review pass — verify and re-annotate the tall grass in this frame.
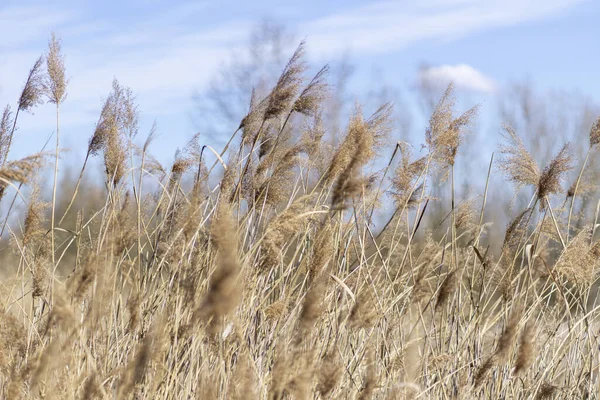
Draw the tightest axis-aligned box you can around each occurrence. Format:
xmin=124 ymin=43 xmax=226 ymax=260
xmin=1 ymin=34 xmax=600 ymax=399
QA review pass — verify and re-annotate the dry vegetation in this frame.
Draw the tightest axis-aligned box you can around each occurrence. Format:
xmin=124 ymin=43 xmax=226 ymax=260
xmin=2 ymin=34 xmax=600 ymax=399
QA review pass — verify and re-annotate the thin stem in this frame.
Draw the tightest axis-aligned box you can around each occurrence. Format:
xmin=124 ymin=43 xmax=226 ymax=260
xmin=5 ymin=108 xmax=20 ymax=165
xmin=475 ymin=153 xmax=494 ymax=246
xmin=51 ymin=105 xmax=60 ymax=268
xmin=206 ymin=127 xmax=240 ymax=177
xmin=58 ymin=151 xmax=90 ymax=225
xmin=0 ymin=132 xmax=53 ymax=237
xmin=451 ymin=164 xmax=457 ymax=270
xmin=231 ymin=119 xmax=266 ymax=203
xmin=137 ymin=148 xmax=147 ymax=284
xmin=567 ymin=148 xmax=591 ymax=243
xmin=546 ymin=196 xmax=566 ymax=250
xmin=238 ymin=110 xmax=296 ymax=207
xmin=368 ymin=142 xmax=400 ymax=223
xmin=0 ymin=108 xmax=22 ymax=204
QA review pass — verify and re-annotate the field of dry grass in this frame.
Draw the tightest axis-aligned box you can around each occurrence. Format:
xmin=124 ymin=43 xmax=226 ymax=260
xmin=1 ymin=35 xmax=600 ymax=399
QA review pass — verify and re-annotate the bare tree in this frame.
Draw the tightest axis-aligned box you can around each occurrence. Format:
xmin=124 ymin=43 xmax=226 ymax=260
xmin=192 ymin=19 xmax=296 ymax=144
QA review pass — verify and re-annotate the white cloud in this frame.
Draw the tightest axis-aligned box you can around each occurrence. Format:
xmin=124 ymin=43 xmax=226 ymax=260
xmin=419 ymin=64 xmax=497 ymax=93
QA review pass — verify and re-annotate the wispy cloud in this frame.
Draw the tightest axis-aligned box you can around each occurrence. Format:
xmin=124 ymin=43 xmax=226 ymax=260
xmin=0 ymin=3 xmax=250 ymax=132
xmin=0 ymin=0 xmax=588 ymax=156
xmin=419 ymin=64 xmax=497 ymax=93
xmin=304 ymin=0 xmax=585 ymax=55
xmin=0 ymin=5 xmax=74 ymax=49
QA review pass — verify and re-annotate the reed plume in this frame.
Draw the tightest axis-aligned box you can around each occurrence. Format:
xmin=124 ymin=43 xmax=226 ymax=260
xmin=513 ymin=323 xmax=534 ymax=375
xmin=193 ymin=206 xmax=241 ymax=325
xmin=426 ymin=83 xmax=479 ymax=170
xmin=264 ymin=41 xmax=306 ymax=120
xmin=45 ymin=32 xmax=68 ymax=272
xmin=589 ymin=116 xmax=600 ymax=148
xmin=0 ymin=32 xmax=597 ymax=400
xmin=498 ymin=124 xmax=540 ymax=189
xmin=537 ymin=143 xmax=573 ymax=209
xmin=19 ymin=56 xmax=45 ymax=113
xmin=390 ymin=143 xmax=426 ymax=210
xmin=292 ymin=65 xmax=329 ymax=116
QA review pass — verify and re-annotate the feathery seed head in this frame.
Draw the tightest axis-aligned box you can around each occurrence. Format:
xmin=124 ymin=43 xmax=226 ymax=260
xmin=292 ymin=65 xmax=329 ymax=116
xmin=455 ymin=198 xmax=478 ymax=231
xmin=535 ymin=383 xmax=557 ymax=399
xmin=300 ymin=112 xmax=325 ymax=157
xmin=194 ymin=205 xmax=241 ymax=324
xmin=0 ymin=106 xmax=13 ymax=165
xmin=555 ymin=226 xmax=599 ymax=286
xmin=391 ymin=143 xmax=427 ymax=209
xmin=308 ymin=222 xmax=334 ymax=282
xmin=0 ymin=154 xmax=45 ymax=185
xmin=349 ymin=289 xmax=379 ymax=329
xmin=503 ymin=208 xmax=533 ymax=252
xmin=331 ymin=127 xmax=373 ymax=210
xmin=426 ymin=83 xmax=479 ymax=168
xmin=18 ymin=56 xmax=45 ymax=112
xmin=239 ymin=90 xmax=268 ymax=144
xmin=513 ymin=323 xmax=535 ymax=375
xmin=537 ymin=143 xmax=573 ymax=208
xmin=93 ymin=79 xmax=137 ymax=185
xmin=498 ymin=124 xmax=540 ymax=188
xmin=589 ymin=116 xmax=600 ymax=148
xmin=496 ymin=307 xmax=521 ymax=362
xmin=298 ymin=278 xmax=325 ymax=336
xmin=326 ymin=103 xmax=390 ymax=191
xmin=104 ymin=132 xmax=126 ymax=186
xmin=435 ymin=270 xmax=456 ymax=311
xmin=261 ymin=195 xmax=314 ymax=271
xmin=265 ymin=42 xmax=306 ymax=120
xmin=44 ymin=33 xmax=68 ymax=105
xmin=317 ymin=350 xmax=342 ymax=397
xmin=23 ymin=184 xmax=47 ymax=249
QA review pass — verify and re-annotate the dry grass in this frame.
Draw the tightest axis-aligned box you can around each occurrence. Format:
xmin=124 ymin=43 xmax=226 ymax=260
xmin=1 ymin=35 xmax=600 ymax=400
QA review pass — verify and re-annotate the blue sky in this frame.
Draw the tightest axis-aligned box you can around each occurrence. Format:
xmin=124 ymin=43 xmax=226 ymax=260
xmin=1 ymin=0 xmax=598 ymax=169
